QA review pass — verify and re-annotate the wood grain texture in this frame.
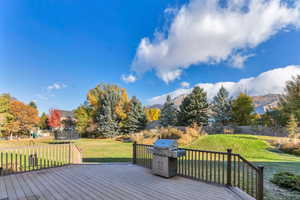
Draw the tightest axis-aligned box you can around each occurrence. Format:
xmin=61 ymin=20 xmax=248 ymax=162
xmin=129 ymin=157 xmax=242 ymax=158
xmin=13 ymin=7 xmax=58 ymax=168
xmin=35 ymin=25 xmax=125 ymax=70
xmin=0 ymin=164 xmax=254 ymax=200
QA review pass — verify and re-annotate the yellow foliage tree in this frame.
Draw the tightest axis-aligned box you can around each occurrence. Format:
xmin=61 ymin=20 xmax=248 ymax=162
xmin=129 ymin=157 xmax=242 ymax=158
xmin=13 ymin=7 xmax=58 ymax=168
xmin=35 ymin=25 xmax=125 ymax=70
xmin=85 ymin=83 xmax=130 ymax=129
xmin=115 ymin=88 xmax=130 ymax=121
xmin=145 ymin=108 xmax=161 ymax=121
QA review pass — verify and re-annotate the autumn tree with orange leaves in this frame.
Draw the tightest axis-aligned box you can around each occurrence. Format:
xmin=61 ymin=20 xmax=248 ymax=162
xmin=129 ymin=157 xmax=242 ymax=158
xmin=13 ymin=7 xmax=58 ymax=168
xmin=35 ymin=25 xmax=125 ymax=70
xmin=48 ymin=109 xmax=61 ymax=129
xmin=6 ymin=100 xmax=39 ymax=137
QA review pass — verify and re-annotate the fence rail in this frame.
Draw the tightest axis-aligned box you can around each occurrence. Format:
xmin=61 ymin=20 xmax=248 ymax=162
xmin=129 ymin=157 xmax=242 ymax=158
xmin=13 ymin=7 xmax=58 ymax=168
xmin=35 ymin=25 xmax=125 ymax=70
xmin=0 ymin=143 xmax=82 ymax=176
xmin=133 ymin=143 xmax=264 ymax=200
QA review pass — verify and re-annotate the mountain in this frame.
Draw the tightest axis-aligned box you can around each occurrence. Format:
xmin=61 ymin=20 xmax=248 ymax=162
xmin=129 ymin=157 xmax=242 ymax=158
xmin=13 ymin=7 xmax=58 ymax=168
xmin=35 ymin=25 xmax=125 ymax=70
xmin=147 ymin=104 xmax=163 ymax=109
xmin=252 ymin=94 xmax=280 ymax=114
xmin=148 ymin=94 xmax=280 ymax=114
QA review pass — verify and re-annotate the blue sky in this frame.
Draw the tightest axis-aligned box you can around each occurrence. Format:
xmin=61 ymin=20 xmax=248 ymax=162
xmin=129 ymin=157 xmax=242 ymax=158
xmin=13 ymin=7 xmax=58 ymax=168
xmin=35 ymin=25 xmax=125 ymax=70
xmin=1 ymin=0 xmax=300 ymax=114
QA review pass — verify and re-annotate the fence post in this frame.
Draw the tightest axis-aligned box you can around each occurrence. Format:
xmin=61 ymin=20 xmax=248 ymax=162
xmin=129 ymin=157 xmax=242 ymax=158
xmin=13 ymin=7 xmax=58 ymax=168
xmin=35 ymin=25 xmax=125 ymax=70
xmin=132 ymin=142 xmax=137 ymax=164
xmin=69 ymin=142 xmax=71 ymax=164
xmin=257 ymin=166 xmax=264 ymax=200
xmin=226 ymin=149 xmax=232 ymax=186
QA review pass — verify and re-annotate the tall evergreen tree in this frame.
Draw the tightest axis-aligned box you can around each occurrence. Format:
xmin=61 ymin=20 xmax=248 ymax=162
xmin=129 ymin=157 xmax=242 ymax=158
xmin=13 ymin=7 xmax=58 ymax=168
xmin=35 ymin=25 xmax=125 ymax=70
xmin=232 ymin=93 xmax=254 ymax=125
xmin=178 ymin=86 xmax=209 ymax=126
xmin=123 ymin=96 xmax=147 ymax=134
xmin=160 ymin=95 xmax=178 ymax=127
xmin=279 ymin=75 xmax=300 ymax=123
xmin=211 ymin=86 xmax=232 ymax=125
xmin=96 ymin=90 xmax=120 ymax=138
xmin=29 ymin=101 xmax=37 ymax=110
xmin=286 ymin=114 xmax=298 ymax=142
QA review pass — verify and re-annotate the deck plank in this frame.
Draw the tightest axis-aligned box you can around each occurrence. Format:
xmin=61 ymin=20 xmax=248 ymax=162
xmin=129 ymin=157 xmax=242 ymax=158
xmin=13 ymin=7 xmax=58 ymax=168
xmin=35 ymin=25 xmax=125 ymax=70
xmin=9 ymin=173 xmax=27 ymax=200
xmin=0 ymin=176 xmax=8 ymax=199
xmin=33 ymin=169 xmax=69 ymax=200
xmin=4 ymin=174 xmax=18 ymax=200
xmin=16 ymin=173 xmax=38 ymax=200
xmin=81 ymin=166 xmax=180 ymax=200
xmin=41 ymin=168 xmax=82 ymax=200
xmin=59 ymin=166 xmax=132 ymax=200
xmin=49 ymin=167 xmax=98 ymax=200
xmin=21 ymin=172 xmax=51 ymax=200
xmin=0 ymin=164 xmax=253 ymax=200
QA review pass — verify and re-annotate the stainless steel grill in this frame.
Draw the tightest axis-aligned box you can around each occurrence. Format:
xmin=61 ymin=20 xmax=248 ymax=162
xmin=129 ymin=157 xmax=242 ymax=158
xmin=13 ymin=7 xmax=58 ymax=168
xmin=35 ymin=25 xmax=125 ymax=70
xmin=149 ymin=139 xmax=185 ymax=178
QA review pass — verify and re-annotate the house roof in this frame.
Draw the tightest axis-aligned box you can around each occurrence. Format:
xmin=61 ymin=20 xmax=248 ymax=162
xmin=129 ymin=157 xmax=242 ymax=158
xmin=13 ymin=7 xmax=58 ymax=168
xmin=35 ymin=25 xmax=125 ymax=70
xmin=57 ymin=110 xmax=74 ymax=118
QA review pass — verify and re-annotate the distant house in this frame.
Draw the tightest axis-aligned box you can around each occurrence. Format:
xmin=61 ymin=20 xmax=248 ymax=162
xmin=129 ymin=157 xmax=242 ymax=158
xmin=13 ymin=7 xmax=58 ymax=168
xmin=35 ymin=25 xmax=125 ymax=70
xmin=57 ymin=110 xmax=76 ymax=130
xmin=53 ymin=110 xmax=80 ymax=140
xmin=58 ymin=110 xmax=74 ymax=120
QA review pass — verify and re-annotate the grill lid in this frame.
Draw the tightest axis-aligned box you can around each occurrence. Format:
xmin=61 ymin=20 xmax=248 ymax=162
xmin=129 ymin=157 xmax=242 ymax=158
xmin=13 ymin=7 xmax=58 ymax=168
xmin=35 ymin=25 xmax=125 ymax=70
xmin=153 ymin=139 xmax=178 ymax=150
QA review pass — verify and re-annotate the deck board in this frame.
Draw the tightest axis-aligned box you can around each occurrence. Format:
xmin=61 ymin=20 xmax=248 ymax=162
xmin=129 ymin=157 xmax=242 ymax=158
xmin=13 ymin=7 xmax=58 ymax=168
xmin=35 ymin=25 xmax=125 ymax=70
xmin=0 ymin=164 xmax=254 ymax=200
xmin=22 ymin=172 xmax=50 ymax=200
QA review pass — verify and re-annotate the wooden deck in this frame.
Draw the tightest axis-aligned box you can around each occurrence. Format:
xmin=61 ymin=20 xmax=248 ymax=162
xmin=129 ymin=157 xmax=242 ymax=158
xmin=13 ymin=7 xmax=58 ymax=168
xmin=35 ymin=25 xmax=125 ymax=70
xmin=0 ymin=164 xmax=254 ymax=200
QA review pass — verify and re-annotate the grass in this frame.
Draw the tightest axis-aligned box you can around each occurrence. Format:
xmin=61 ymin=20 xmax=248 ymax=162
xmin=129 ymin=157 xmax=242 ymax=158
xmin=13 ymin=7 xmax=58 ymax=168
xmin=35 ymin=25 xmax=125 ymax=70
xmin=71 ymin=139 xmax=132 ymax=162
xmin=187 ymin=134 xmax=300 ymax=162
xmin=0 ymin=137 xmax=132 ymax=163
xmin=0 ymin=137 xmax=53 ymax=147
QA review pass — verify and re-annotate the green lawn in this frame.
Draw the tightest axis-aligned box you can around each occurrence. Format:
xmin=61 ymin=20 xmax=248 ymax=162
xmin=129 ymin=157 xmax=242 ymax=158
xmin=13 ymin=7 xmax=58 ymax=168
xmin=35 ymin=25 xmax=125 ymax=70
xmin=0 ymin=138 xmax=133 ymax=163
xmin=71 ymin=139 xmax=132 ymax=162
xmin=187 ymin=134 xmax=300 ymax=162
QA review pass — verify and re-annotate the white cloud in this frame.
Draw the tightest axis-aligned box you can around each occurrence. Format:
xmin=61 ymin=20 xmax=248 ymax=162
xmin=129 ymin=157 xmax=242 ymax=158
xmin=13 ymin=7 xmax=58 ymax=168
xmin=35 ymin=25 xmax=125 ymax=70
xmin=121 ymin=74 xmax=137 ymax=83
xmin=132 ymin=0 xmax=300 ymax=83
xmin=148 ymin=65 xmax=300 ymax=105
xmin=180 ymin=81 xmax=190 ymax=88
xmin=230 ymin=53 xmax=255 ymax=68
xmin=47 ymin=83 xmax=67 ymax=91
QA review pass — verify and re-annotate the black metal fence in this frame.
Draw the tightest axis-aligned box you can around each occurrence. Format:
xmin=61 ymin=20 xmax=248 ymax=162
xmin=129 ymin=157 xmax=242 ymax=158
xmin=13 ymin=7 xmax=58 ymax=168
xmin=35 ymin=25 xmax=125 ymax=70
xmin=133 ymin=143 xmax=264 ymax=200
xmin=0 ymin=143 xmax=81 ymax=176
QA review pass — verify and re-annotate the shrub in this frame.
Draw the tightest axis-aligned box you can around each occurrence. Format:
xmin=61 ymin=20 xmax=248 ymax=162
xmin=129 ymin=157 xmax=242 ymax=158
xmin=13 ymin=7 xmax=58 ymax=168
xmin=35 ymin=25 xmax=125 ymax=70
xmin=129 ymin=125 xmax=206 ymax=145
xmin=158 ymin=127 xmax=183 ymax=140
xmin=114 ymin=135 xmax=132 ymax=142
xmin=279 ymin=143 xmax=300 ymax=156
xmin=271 ymin=172 xmax=300 ymax=191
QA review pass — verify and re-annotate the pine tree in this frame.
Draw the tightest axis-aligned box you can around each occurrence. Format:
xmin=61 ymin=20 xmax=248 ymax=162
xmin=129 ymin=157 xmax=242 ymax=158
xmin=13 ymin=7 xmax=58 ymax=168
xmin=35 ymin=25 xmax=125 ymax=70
xmin=279 ymin=75 xmax=300 ymax=123
xmin=96 ymin=90 xmax=120 ymax=138
xmin=29 ymin=101 xmax=37 ymax=109
xmin=178 ymin=86 xmax=209 ymax=126
xmin=211 ymin=86 xmax=232 ymax=125
xmin=160 ymin=95 xmax=178 ymax=127
xmin=286 ymin=114 xmax=298 ymax=142
xmin=123 ymin=96 xmax=147 ymax=134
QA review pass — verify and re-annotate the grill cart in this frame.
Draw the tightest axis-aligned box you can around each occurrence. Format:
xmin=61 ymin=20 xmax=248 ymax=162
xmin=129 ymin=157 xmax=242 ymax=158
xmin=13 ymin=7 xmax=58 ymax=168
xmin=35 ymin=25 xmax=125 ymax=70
xmin=148 ymin=139 xmax=185 ymax=178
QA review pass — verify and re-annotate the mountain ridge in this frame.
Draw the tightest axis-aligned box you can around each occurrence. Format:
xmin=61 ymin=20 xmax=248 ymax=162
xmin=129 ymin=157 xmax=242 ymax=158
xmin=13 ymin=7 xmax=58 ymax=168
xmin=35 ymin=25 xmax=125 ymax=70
xmin=148 ymin=94 xmax=280 ymax=114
